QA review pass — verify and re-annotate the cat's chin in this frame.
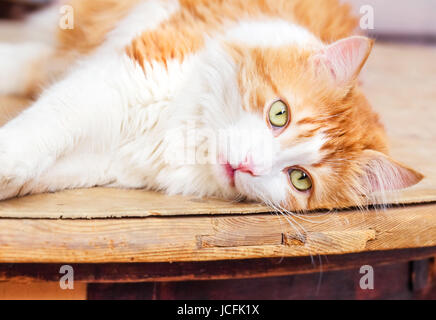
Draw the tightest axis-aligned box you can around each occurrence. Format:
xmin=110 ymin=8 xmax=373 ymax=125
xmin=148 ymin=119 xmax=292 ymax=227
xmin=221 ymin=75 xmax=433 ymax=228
xmin=210 ymin=163 xmax=242 ymax=199
xmin=233 ymin=172 xmax=263 ymax=202
xmin=210 ymin=164 xmax=259 ymax=202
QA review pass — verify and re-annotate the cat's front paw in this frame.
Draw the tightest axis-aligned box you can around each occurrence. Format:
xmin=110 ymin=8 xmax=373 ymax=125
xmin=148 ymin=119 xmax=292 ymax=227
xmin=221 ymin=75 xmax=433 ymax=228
xmin=0 ymin=168 xmax=27 ymax=201
xmin=0 ymin=126 xmax=57 ymax=200
xmin=0 ymin=151 xmax=33 ymax=201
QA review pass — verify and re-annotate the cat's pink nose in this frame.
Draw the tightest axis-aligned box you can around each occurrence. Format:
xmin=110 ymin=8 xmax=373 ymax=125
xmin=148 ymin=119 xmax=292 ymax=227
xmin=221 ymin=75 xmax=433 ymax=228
xmin=235 ymin=157 xmax=257 ymax=176
xmin=236 ymin=164 xmax=256 ymax=176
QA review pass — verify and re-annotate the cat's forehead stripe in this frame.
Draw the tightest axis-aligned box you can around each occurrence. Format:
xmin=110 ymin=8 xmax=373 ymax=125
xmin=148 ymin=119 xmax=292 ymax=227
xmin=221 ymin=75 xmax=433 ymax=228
xmin=297 ymin=117 xmax=323 ymax=125
xmin=295 ymin=127 xmax=322 ymax=140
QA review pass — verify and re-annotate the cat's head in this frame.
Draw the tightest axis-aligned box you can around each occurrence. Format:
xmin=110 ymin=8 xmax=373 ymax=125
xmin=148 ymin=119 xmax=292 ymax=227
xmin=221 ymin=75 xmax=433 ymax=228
xmin=189 ymin=35 xmax=423 ymax=211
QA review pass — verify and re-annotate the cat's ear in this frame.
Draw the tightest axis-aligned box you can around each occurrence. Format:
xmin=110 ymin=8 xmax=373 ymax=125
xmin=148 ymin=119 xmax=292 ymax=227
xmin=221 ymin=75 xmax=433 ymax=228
xmin=314 ymin=36 xmax=374 ymax=86
xmin=359 ymin=150 xmax=424 ymax=193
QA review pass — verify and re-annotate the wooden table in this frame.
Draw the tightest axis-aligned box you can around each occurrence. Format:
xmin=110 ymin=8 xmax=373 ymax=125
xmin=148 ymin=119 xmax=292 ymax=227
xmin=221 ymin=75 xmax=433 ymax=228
xmin=0 ymin=43 xmax=435 ymax=300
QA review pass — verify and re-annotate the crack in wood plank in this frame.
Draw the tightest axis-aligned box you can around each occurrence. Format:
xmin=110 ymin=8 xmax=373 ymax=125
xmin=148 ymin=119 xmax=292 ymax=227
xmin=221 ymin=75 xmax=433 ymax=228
xmin=0 ymin=204 xmax=435 ymax=263
xmin=198 ymin=230 xmax=376 ymax=252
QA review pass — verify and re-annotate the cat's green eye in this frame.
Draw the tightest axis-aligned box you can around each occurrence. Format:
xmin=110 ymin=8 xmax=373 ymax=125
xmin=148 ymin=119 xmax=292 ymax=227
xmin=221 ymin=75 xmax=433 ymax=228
xmin=268 ymin=100 xmax=289 ymax=128
xmin=289 ymin=169 xmax=312 ymax=192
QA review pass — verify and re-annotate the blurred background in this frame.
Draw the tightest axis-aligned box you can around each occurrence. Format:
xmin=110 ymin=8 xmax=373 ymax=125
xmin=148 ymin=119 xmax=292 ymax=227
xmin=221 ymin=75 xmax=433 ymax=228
xmin=348 ymin=0 xmax=436 ymax=45
xmin=0 ymin=0 xmax=49 ymax=19
xmin=0 ymin=0 xmax=435 ymax=45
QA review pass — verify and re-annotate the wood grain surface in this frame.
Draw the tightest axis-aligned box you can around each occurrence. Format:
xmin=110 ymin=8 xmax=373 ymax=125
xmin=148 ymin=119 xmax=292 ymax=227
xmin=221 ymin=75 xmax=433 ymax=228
xmin=1 ymin=247 xmax=435 ymax=282
xmin=0 ymin=281 xmax=86 ymax=300
xmin=0 ymin=203 xmax=435 ymax=263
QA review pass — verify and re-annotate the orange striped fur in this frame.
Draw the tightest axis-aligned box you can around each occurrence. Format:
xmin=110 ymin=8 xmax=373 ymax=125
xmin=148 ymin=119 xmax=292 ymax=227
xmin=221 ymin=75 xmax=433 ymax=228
xmin=125 ymin=0 xmax=357 ymax=67
xmin=57 ymin=0 xmax=141 ymax=55
xmin=229 ymin=43 xmax=393 ymax=209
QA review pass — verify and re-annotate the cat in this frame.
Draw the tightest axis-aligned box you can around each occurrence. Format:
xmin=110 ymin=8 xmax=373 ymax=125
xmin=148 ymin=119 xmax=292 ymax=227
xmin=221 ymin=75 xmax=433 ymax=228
xmin=0 ymin=0 xmax=423 ymax=211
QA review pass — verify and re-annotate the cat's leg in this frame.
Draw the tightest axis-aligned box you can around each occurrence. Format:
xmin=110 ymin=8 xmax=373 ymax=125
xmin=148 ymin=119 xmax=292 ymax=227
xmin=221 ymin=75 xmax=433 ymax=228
xmin=0 ymin=54 xmax=138 ymax=200
xmin=18 ymin=152 xmax=117 ymax=197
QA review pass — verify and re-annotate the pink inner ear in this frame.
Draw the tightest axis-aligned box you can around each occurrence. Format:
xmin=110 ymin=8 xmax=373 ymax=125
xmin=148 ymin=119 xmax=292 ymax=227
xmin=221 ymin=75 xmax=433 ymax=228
xmin=363 ymin=152 xmax=424 ymax=193
xmin=366 ymin=166 xmax=419 ymax=192
xmin=316 ymin=36 xmax=373 ymax=85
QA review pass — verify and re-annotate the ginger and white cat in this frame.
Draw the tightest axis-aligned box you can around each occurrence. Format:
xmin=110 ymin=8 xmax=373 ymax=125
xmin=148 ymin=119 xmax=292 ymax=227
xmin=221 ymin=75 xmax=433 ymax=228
xmin=0 ymin=0 xmax=423 ymax=210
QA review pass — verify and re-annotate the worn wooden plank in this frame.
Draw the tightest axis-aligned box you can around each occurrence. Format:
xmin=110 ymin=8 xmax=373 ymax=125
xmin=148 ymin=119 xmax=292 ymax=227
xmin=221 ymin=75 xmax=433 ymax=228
xmin=0 ymin=204 xmax=435 ymax=263
xmin=85 ymin=261 xmax=436 ymax=300
xmin=0 ymin=281 xmax=86 ymax=300
xmin=362 ymin=44 xmax=436 ymax=208
xmin=1 ymin=248 xmax=436 ymax=283
xmin=0 ymin=188 xmax=271 ymax=219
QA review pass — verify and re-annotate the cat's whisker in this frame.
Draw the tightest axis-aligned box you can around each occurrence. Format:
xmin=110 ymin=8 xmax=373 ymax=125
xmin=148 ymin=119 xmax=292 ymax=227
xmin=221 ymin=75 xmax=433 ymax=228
xmin=267 ymin=202 xmax=307 ymax=241
xmin=279 ymin=205 xmax=333 ymax=224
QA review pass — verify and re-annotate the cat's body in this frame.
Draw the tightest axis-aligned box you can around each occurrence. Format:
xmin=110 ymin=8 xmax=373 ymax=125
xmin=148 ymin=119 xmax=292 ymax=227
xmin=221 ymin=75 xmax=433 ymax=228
xmin=0 ymin=0 xmax=422 ymax=210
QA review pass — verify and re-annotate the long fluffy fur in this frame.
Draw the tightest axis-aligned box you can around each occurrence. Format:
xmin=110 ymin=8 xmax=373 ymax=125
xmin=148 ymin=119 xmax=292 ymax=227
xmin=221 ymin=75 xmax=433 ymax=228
xmin=0 ymin=0 xmax=423 ymax=210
